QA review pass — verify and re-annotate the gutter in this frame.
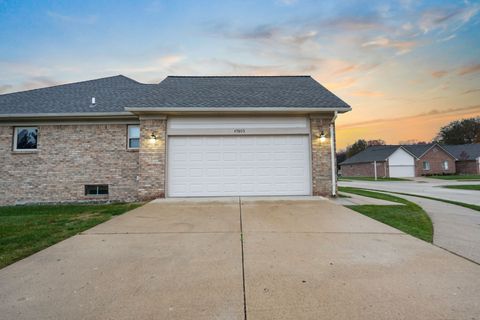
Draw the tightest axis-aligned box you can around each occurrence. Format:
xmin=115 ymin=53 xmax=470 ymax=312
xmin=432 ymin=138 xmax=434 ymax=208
xmin=330 ymin=111 xmax=338 ymax=196
xmin=125 ymin=107 xmax=352 ymax=114
xmin=0 ymin=112 xmax=136 ymax=121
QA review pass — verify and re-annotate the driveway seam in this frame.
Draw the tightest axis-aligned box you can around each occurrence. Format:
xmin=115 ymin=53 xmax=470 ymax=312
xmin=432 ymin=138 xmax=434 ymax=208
xmin=239 ymin=197 xmax=248 ymax=320
xmin=79 ymin=231 xmax=239 ymax=235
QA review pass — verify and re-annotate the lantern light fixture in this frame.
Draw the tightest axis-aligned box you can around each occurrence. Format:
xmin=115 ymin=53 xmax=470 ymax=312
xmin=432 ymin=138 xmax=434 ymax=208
xmin=319 ymin=131 xmax=326 ymax=143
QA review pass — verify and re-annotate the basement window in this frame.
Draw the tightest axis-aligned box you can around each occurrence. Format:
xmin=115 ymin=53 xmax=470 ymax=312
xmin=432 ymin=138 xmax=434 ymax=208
xmin=423 ymin=161 xmax=431 ymax=171
xmin=14 ymin=127 xmax=38 ymax=151
xmin=85 ymin=185 xmax=109 ymax=196
xmin=127 ymin=125 xmax=140 ymax=149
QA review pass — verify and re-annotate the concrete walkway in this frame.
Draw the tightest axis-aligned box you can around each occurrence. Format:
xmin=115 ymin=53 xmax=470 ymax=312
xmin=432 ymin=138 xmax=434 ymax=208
xmin=379 ymin=192 xmax=480 ymax=264
xmin=1 ymin=198 xmax=480 ymax=319
xmin=334 ymin=193 xmax=403 ymax=206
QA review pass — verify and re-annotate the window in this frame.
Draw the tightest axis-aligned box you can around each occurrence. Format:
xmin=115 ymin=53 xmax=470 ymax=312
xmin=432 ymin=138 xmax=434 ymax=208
xmin=127 ymin=125 xmax=140 ymax=149
xmin=442 ymin=160 xmax=449 ymax=170
xmin=85 ymin=185 xmax=109 ymax=196
xmin=423 ymin=161 xmax=430 ymax=170
xmin=14 ymin=127 xmax=38 ymax=151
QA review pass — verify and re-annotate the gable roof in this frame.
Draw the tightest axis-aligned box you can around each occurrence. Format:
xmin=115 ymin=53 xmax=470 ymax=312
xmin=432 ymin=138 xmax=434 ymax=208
xmin=0 ymin=75 xmax=351 ymax=117
xmin=402 ymin=143 xmax=436 ymax=158
xmin=340 ymin=145 xmax=404 ymax=165
xmin=444 ymin=144 xmax=480 ymax=160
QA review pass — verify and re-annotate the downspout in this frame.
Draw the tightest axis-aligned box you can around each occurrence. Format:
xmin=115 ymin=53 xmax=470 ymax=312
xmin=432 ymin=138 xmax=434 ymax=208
xmin=330 ymin=111 xmax=338 ymax=196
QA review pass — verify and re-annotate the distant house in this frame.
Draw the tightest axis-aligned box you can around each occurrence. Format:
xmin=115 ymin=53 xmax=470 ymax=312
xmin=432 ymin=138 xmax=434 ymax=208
xmin=340 ymin=143 xmax=456 ymax=178
xmin=444 ymin=144 xmax=480 ymax=174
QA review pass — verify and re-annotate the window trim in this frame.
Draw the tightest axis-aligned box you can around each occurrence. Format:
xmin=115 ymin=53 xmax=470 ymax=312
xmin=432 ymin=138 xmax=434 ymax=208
xmin=13 ymin=126 xmax=38 ymax=152
xmin=423 ymin=161 xmax=430 ymax=171
xmin=127 ymin=124 xmax=140 ymax=150
xmin=84 ymin=184 xmax=109 ymax=196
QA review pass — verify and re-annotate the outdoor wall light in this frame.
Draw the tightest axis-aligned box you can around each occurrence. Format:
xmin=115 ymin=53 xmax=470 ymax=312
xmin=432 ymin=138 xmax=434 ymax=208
xmin=319 ymin=131 xmax=326 ymax=143
xmin=150 ymin=132 xmax=157 ymax=143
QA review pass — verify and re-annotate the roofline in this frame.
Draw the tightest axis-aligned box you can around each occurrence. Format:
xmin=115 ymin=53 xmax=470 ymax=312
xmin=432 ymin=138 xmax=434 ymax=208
xmin=0 ymin=112 xmax=136 ymax=121
xmin=394 ymin=146 xmax=419 ymax=160
xmin=416 ymin=143 xmax=458 ymax=160
xmin=125 ymin=107 xmax=352 ymax=114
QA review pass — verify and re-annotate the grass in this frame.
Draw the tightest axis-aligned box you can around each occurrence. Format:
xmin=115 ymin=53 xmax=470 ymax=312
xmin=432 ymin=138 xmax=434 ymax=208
xmin=339 ymin=187 xmax=433 ymax=243
xmin=0 ymin=202 xmax=142 ymax=269
xmin=441 ymin=184 xmax=480 ymax=191
xmin=339 ymin=176 xmax=411 ymax=182
xmin=428 ymin=174 xmax=480 ymax=181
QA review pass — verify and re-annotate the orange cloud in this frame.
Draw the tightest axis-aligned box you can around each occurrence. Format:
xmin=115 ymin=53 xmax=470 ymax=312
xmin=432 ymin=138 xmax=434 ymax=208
xmin=431 ymin=70 xmax=448 ymax=78
xmin=458 ymin=63 xmax=480 ymax=76
xmin=336 ymin=105 xmax=480 ymax=148
xmin=351 ymin=90 xmax=384 ymax=97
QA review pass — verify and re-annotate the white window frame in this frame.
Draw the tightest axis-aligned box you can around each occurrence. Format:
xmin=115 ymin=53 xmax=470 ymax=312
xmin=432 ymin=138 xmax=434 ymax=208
xmin=127 ymin=125 xmax=140 ymax=150
xmin=13 ymin=126 xmax=38 ymax=152
xmin=442 ymin=160 xmax=449 ymax=170
xmin=423 ymin=161 xmax=430 ymax=171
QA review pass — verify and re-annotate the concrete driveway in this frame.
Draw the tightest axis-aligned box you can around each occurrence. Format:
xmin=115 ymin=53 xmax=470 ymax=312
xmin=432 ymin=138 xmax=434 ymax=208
xmin=340 ymin=178 xmax=479 ymax=206
xmin=1 ymin=197 xmax=480 ymax=319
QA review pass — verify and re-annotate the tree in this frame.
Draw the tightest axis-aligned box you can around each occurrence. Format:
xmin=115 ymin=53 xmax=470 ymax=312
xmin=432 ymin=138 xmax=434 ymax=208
xmin=436 ymin=117 xmax=480 ymax=144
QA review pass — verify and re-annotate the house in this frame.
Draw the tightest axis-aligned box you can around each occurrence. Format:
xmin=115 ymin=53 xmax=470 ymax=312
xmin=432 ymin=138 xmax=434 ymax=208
xmin=444 ymin=144 xmax=480 ymax=174
xmin=0 ymin=75 xmax=351 ymax=205
xmin=340 ymin=143 xmax=456 ymax=178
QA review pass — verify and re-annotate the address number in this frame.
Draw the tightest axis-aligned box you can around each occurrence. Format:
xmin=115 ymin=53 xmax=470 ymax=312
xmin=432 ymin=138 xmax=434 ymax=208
xmin=233 ymin=128 xmax=246 ymax=133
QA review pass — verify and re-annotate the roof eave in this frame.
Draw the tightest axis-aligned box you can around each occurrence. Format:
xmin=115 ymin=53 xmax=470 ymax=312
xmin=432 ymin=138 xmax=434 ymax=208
xmin=0 ymin=112 xmax=136 ymax=121
xmin=125 ymin=106 xmax=352 ymax=115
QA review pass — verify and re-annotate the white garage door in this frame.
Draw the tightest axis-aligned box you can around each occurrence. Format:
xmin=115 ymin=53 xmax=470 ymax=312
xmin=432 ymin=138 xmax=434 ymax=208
xmin=167 ymin=135 xmax=311 ymax=197
xmin=389 ymin=165 xmax=415 ymax=178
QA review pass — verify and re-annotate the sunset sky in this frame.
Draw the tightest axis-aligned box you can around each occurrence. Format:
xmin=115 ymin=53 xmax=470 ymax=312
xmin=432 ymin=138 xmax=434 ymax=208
xmin=1 ymin=0 xmax=479 ymax=148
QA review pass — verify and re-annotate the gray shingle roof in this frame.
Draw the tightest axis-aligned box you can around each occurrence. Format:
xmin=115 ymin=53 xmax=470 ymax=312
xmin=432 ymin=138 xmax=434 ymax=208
xmin=402 ymin=143 xmax=435 ymax=158
xmin=0 ymin=75 xmax=350 ymax=116
xmin=444 ymin=144 xmax=480 ymax=160
xmin=340 ymin=146 xmax=401 ymax=165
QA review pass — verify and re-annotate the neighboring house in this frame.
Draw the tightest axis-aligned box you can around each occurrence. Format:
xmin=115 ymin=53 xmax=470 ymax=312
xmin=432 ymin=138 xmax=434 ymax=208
xmin=340 ymin=143 xmax=456 ymax=178
xmin=444 ymin=144 xmax=480 ymax=174
xmin=0 ymin=75 xmax=351 ymax=205
xmin=340 ymin=146 xmax=415 ymax=178
xmin=403 ymin=144 xmax=456 ymax=176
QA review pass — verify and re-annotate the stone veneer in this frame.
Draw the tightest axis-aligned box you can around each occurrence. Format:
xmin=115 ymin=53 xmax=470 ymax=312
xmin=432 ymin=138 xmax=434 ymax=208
xmin=310 ymin=115 xmax=336 ymax=196
xmin=0 ymin=124 xmax=140 ymax=206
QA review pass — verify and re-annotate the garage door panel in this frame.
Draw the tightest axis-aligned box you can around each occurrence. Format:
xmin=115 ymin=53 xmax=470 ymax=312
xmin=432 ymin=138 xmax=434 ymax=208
xmin=168 ymin=135 xmax=311 ymax=197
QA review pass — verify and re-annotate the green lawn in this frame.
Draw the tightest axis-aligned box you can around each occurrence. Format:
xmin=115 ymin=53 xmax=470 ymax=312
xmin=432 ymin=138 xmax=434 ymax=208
xmin=428 ymin=174 xmax=480 ymax=181
xmin=339 ymin=187 xmax=433 ymax=243
xmin=339 ymin=176 xmax=410 ymax=182
xmin=0 ymin=202 xmax=142 ymax=269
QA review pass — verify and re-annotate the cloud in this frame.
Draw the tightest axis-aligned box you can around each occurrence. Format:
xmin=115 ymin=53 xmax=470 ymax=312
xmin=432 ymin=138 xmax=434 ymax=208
xmin=351 ymin=90 xmax=384 ymax=97
xmin=458 ymin=63 xmax=480 ymax=76
xmin=438 ymin=34 xmax=456 ymax=42
xmin=0 ymin=84 xmax=13 ymax=94
xmin=418 ymin=4 xmax=480 ymax=33
xmin=361 ymin=36 xmax=416 ymax=54
xmin=46 ymin=11 xmax=98 ymax=24
xmin=324 ymin=78 xmax=357 ymax=90
xmin=276 ymin=0 xmax=298 ymax=5
xmin=322 ymin=16 xmax=384 ymax=31
xmin=108 ymin=54 xmax=185 ymax=74
xmin=431 ymin=70 xmax=448 ymax=78
xmin=462 ymin=88 xmax=480 ymax=95
xmin=18 ymin=77 xmax=60 ymax=91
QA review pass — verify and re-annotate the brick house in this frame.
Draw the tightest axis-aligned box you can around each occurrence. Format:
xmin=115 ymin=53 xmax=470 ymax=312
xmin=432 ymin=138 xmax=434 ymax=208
xmin=340 ymin=143 xmax=456 ymax=178
xmin=0 ymin=75 xmax=351 ymax=205
xmin=445 ymin=144 xmax=480 ymax=174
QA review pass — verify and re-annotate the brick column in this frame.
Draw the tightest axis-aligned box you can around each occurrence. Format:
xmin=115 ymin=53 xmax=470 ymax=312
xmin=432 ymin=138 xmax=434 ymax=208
xmin=138 ymin=116 xmax=167 ymax=200
xmin=310 ymin=115 xmax=336 ymax=196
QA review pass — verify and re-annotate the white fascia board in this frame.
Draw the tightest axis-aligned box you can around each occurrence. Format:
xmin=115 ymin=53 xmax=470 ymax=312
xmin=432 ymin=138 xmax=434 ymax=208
xmin=0 ymin=112 xmax=136 ymax=120
xmin=125 ymin=107 xmax=352 ymax=114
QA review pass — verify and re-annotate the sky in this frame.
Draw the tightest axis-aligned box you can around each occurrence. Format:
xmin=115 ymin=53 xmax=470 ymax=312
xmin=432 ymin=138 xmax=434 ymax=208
xmin=0 ymin=0 xmax=479 ymax=149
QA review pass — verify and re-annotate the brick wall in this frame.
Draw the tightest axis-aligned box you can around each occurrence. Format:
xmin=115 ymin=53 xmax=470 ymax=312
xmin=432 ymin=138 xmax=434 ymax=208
xmin=138 ymin=117 xmax=167 ymax=201
xmin=456 ymin=160 xmax=479 ymax=174
xmin=415 ymin=146 xmax=456 ymax=176
xmin=341 ymin=161 xmax=388 ymax=177
xmin=0 ymin=124 xmax=139 ymax=206
xmin=310 ymin=115 xmax=336 ymax=196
